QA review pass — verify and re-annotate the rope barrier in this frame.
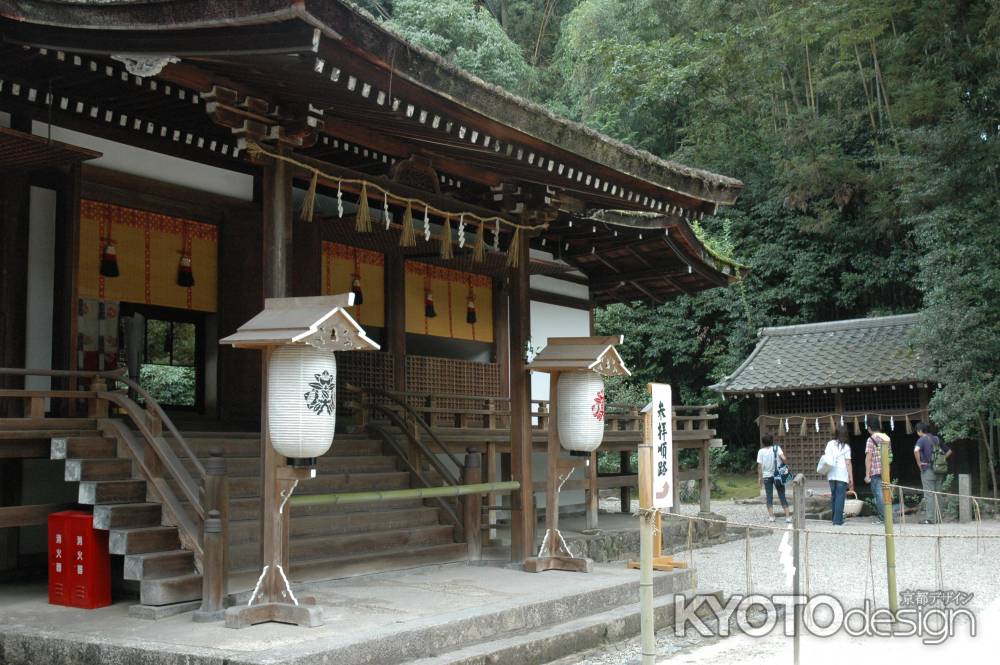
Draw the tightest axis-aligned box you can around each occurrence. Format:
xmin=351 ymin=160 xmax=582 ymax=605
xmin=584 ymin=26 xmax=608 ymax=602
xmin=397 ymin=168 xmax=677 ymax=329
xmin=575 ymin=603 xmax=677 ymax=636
xmin=884 ymin=482 xmax=1000 ymax=502
xmin=658 ymin=509 xmax=1000 ymax=539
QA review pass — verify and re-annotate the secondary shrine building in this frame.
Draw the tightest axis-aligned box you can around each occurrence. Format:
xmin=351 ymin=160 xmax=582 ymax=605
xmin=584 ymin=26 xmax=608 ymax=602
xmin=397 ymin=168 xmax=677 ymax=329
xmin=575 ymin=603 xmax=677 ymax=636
xmin=0 ymin=1 xmax=743 ymax=608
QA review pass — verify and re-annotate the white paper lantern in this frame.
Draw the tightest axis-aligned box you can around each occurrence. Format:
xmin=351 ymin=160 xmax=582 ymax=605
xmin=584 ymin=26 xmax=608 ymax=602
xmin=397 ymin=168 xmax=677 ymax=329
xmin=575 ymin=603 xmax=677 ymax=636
xmin=557 ymin=372 xmax=606 ymax=452
xmin=267 ymin=344 xmax=337 ymax=463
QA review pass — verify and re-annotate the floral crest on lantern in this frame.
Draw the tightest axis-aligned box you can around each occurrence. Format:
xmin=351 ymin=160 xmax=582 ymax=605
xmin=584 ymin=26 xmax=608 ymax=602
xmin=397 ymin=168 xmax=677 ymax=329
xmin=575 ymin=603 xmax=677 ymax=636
xmin=304 ymin=371 xmax=336 ymax=415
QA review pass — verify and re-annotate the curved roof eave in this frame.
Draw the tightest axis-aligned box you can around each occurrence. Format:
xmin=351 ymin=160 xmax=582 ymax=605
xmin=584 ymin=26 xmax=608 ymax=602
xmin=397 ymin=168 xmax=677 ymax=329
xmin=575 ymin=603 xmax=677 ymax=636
xmin=0 ymin=0 xmax=744 ymax=208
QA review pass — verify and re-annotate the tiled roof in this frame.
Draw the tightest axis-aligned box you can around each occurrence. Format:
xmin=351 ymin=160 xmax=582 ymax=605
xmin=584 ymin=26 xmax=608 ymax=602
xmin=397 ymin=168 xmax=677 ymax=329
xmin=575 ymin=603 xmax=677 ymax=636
xmin=711 ymin=314 xmax=931 ymax=394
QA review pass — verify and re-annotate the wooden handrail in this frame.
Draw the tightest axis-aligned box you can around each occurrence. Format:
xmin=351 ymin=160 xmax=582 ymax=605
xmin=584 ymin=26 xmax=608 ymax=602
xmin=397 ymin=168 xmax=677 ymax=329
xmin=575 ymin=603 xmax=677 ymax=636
xmin=373 ymin=389 xmax=464 ymax=474
xmin=0 ymin=367 xmax=207 ymax=553
xmin=367 ymin=421 xmax=461 ymax=536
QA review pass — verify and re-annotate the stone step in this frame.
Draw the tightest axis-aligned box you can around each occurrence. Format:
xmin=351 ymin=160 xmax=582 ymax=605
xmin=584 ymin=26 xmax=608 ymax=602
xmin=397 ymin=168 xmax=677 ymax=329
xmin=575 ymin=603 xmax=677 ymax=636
xmin=179 ymin=470 xmax=411 ymax=500
xmin=230 ymin=524 xmax=455 ymax=570
xmin=64 ymin=457 xmax=133 ymax=482
xmin=407 ymin=589 xmax=717 ymax=665
xmin=92 ymin=503 xmax=163 ymax=530
xmin=289 ymin=542 xmax=469 ymax=582
xmin=181 ymin=454 xmax=398 ymax=478
xmin=78 ymin=479 xmax=147 ymax=505
xmin=227 ymin=506 xmax=442 ymax=544
xmin=139 ymin=572 xmax=201 ymax=606
xmin=123 ymin=549 xmax=196 ymax=581
xmin=109 ymin=526 xmax=180 ymax=555
xmin=51 ymin=436 xmax=117 ymax=460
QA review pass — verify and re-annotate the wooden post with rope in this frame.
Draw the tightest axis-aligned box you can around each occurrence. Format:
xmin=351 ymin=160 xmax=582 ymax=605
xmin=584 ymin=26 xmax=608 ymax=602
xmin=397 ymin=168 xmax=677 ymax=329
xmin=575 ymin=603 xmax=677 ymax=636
xmin=879 ymin=436 xmax=899 ymax=616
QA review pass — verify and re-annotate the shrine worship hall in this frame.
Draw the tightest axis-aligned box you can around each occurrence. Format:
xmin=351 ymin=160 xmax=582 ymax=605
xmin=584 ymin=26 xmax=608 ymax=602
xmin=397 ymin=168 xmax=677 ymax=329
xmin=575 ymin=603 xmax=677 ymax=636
xmin=0 ymin=0 xmax=744 ymax=640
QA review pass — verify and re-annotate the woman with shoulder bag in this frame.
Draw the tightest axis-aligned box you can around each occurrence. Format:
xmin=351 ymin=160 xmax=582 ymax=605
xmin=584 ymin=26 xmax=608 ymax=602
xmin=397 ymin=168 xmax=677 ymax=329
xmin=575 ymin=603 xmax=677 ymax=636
xmin=757 ymin=434 xmax=791 ymax=523
xmin=823 ymin=425 xmax=855 ymax=525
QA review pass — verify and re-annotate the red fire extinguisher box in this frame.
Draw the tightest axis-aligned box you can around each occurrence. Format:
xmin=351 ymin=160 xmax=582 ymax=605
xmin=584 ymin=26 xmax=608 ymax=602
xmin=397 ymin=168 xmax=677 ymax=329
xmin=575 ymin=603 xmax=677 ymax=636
xmin=48 ymin=510 xmax=112 ymax=609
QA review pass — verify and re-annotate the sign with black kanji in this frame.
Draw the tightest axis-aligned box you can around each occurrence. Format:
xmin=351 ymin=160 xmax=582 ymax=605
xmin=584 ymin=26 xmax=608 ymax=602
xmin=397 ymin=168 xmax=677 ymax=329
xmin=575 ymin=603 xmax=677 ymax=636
xmin=650 ymin=383 xmax=673 ymax=509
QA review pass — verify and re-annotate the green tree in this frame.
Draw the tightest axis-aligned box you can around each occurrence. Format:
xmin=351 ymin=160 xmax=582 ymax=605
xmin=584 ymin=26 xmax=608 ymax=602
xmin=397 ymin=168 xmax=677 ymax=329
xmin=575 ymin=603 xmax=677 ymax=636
xmin=384 ymin=0 xmax=537 ymax=95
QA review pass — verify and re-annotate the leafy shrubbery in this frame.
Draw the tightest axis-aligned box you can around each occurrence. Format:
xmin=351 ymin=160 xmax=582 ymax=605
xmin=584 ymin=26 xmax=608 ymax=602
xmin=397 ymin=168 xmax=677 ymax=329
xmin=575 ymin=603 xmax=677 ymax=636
xmin=139 ymin=364 xmax=196 ymax=407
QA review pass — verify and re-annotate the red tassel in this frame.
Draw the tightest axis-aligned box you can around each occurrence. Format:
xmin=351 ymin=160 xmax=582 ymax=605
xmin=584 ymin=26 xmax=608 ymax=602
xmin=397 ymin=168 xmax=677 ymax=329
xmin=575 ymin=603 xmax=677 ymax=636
xmin=351 ymin=274 xmax=364 ymax=305
xmin=466 ymin=293 xmax=477 ymax=325
xmin=424 ymin=290 xmax=436 ymax=318
xmin=177 ymin=254 xmax=195 ymax=287
xmin=100 ymin=242 xmax=120 ymax=277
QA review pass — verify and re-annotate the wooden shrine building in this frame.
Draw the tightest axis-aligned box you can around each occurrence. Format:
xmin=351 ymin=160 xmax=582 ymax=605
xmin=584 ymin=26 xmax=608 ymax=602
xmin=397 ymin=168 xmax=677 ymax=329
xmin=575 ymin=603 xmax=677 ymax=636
xmin=0 ymin=0 xmax=743 ymax=609
xmin=711 ymin=314 xmax=935 ymax=483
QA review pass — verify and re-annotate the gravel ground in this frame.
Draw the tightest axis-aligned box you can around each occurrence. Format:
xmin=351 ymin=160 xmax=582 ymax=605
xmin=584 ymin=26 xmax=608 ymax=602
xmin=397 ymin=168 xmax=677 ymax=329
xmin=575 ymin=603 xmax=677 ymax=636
xmin=572 ymin=497 xmax=1000 ymax=663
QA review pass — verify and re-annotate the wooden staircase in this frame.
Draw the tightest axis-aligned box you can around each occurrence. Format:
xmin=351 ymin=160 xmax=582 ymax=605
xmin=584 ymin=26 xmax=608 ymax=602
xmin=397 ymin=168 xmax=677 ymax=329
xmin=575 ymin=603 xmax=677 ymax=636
xmin=51 ymin=432 xmax=202 ymax=607
xmin=176 ymin=432 xmax=467 ymax=580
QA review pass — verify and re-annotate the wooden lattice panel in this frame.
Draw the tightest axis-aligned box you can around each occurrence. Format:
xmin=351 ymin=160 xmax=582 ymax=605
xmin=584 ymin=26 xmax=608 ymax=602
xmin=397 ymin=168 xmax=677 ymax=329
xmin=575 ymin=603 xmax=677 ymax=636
xmin=762 ymin=416 xmax=837 ymax=480
xmin=764 ymin=393 xmax=835 ymax=416
xmin=405 ymin=355 xmax=500 ymax=427
xmin=842 ymin=388 xmax=920 ymax=413
xmin=336 ymin=351 xmax=394 ymax=399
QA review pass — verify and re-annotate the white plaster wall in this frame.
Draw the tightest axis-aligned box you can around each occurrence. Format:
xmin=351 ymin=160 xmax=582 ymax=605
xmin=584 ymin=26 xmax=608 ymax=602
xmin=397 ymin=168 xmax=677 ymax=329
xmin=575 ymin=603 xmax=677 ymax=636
xmin=528 ymin=300 xmax=592 ymax=511
xmin=31 ymin=122 xmax=254 ymax=201
xmin=25 ymin=187 xmax=57 ymax=397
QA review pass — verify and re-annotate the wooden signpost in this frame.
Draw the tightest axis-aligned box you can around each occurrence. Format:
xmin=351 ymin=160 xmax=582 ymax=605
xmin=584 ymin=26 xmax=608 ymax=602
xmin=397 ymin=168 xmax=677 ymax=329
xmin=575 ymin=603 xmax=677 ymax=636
xmin=629 ymin=383 xmax=687 ymax=572
xmin=630 ymin=383 xmax=686 ymax=665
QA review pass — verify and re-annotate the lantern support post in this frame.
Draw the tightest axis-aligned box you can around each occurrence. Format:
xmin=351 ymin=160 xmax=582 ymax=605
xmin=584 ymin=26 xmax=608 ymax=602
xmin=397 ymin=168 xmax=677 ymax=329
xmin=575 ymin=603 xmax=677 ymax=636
xmin=522 ymin=336 xmax=630 ymax=574
xmin=219 ymin=294 xmax=379 ymax=629
xmin=524 ymin=369 xmax=593 ymax=573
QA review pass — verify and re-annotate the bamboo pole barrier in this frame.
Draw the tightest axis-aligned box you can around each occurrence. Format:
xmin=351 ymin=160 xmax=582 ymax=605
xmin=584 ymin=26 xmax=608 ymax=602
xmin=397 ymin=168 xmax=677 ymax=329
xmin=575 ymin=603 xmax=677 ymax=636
xmin=288 ymin=481 xmax=520 ymax=508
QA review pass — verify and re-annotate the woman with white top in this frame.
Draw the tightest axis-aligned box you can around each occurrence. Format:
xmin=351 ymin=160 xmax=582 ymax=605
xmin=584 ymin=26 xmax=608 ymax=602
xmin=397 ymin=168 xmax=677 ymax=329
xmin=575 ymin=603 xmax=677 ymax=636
xmin=825 ymin=425 xmax=855 ymax=525
xmin=757 ymin=434 xmax=791 ymax=523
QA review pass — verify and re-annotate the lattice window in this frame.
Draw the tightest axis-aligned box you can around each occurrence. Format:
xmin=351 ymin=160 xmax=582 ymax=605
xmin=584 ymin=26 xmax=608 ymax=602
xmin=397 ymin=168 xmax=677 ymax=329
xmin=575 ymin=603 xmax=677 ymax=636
xmin=765 ymin=393 xmax=835 ymax=416
xmin=336 ymin=351 xmax=394 ymax=405
xmin=406 ymin=355 xmax=500 ymax=428
xmin=842 ymin=387 xmax=920 ymax=413
xmin=761 ymin=417 xmax=836 ymax=479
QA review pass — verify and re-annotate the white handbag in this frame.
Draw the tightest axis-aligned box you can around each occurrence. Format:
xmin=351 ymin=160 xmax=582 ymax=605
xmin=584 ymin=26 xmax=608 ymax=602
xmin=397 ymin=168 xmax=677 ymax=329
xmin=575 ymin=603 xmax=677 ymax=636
xmin=816 ymin=453 xmax=833 ymax=475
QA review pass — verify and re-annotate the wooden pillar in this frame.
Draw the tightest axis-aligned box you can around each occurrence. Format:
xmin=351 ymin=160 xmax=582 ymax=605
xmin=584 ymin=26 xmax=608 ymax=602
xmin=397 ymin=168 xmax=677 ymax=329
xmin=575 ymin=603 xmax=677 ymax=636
xmin=51 ymin=164 xmax=81 ymax=414
xmin=292 ymin=213 xmax=322 ymax=297
xmin=586 ymin=450 xmax=599 ymax=529
xmin=619 ymin=451 xmax=631 ymax=512
xmin=493 ymin=277 xmax=510 ymax=397
xmin=0 ymin=165 xmax=29 ymax=570
xmin=508 ymin=229 xmax=534 ymax=562
xmin=226 ymin=153 xmax=321 ymax=628
xmin=261 ymin=151 xmax=294 ymax=300
xmin=259 ymin=151 xmax=292 ymax=582
xmin=385 ymin=255 xmax=407 ymax=392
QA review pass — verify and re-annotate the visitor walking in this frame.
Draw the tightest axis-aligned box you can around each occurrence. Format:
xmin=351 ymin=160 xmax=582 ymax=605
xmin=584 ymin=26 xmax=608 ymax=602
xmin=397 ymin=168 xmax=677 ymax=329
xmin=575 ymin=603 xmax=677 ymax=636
xmin=824 ymin=425 xmax=854 ymax=525
xmin=864 ymin=422 xmax=891 ymax=523
xmin=757 ymin=434 xmax=791 ymax=523
xmin=915 ymin=421 xmax=951 ymax=524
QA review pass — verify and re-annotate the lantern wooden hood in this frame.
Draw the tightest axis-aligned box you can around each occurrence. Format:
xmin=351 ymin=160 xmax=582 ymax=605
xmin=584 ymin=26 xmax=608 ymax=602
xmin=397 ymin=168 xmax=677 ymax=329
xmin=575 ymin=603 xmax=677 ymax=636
xmin=526 ymin=336 xmax=631 ymax=376
xmin=219 ymin=294 xmax=379 ymax=352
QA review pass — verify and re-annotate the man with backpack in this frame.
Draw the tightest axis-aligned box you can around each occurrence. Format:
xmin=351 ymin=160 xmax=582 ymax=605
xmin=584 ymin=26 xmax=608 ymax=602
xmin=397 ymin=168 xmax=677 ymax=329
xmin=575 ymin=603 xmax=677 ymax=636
xmin=914 ymin=421 xmax=951 ymax=524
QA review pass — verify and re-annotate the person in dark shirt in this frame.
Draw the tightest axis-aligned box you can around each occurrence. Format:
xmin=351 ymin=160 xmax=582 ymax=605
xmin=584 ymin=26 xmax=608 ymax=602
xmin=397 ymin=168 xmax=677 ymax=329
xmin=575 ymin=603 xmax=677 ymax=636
xmin=914 ymin=422 xmax=951 ymax=524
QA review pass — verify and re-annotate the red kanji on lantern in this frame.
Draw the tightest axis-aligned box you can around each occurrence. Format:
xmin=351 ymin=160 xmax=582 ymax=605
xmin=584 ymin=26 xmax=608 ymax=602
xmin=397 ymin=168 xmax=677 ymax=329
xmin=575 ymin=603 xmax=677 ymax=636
xmin=592 ymin=390 xmax=606 ymax=422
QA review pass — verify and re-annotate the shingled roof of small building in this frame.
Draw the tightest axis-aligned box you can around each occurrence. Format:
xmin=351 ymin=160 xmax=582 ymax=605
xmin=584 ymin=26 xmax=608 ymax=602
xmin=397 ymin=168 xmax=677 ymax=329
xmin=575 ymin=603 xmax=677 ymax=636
xmin=711 ymin=313 xmax=931 ymax=395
